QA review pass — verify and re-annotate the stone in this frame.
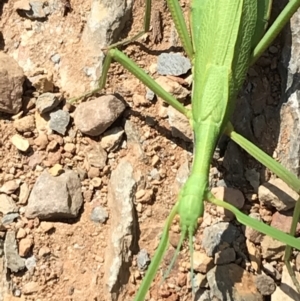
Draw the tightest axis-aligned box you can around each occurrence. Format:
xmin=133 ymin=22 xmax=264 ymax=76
xmin=36 ymin=92 xmax=61 ymax=113
xmin=74 ymin=95 xmax=126 ymax=136
xmin=100 ymin=127 xmax=124 ymax=151
xmin=167 ymin=105 xmax=193 ymax=141
xmin=0 ymin=180 xmax=20 ymax=195
xmin=202 ymin=222 xmax=240 ymax=257
xmin=258 ymin=178 xmax=298 ymax=212
xmin=4 ymin=231 xmax=25 ymax=272
xmin=0 ymin=194 xmax=18 ymax=215
xmin=212 ymin=187 xmax=245 ymax=220
xmin=0 ymin=52 xmax=24 ymax=114
xmin=104 ymin=160 xmax=137 ymax=299
xmin=255 ymin=274 xmax=276 ymax=296
xmin=25 ymin=170 xmax=83 ymax=220
xmin=49 ymin=109 xmax=70 ymax=135
xmin=11 ymin=134 xmax=30 ymax=152
xmin=157 ymin=53 xmax=191 ymax=76
xmin=18 ymin=237 xmax=34 ymax=257
xmin=193 ymin=251 xmax=214 ymax=273
xmin=90 ymin=206 xmax=108 ymax=224
xmin=13 ymin=115 xmax=35 ymax=133
xmin=207 ymin=264 xmax=263 ymax=301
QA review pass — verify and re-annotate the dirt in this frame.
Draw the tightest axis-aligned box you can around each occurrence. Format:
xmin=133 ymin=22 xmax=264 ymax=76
xmin=0 ymin=0 xmax=297 ymax=301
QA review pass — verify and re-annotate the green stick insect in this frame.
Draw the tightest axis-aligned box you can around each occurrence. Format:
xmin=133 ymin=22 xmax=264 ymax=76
xmin=71 ymin=0 xmax=300 ymax=299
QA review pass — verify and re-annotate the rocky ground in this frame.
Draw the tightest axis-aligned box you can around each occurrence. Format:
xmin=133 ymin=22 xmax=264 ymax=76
xmin=1 ymin=0 xmax=300 ymax=301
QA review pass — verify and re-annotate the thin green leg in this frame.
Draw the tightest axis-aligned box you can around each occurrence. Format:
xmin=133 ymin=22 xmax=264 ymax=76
xmin=68 ymin=47 xmax=193 ymax=113
xmin=165 ymin=0 xmax=193 ymax=59
xmin=133 ymin=202 xmax=179 ymax=301
xmin=284 ymin=197 xmax=300 ymax=293
xmin=251 ymin=0 xmax=300 ymax=64
xmin=224 ymin=122 xmax=300 ymax=292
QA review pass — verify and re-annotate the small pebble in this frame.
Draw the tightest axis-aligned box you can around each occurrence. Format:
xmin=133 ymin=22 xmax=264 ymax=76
xmin=137 ymin=249 xmax=150 ymax=271
xmin=90 ymin=206 xmax=108 ymax=223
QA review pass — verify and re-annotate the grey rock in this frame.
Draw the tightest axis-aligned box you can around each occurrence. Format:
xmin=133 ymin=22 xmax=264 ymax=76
xmin=149 ymin=168 xmax=160 ymax=181
xmin=0 ymin=194 xmax=18 ymax=215
xmin=252 ymin=114 xmax=266 ymax=141
xmin=245 ymin=168 xmax=260 ymax=192
xmin=146 ymin=88 xmax=155 ymax=101
xmin=90 ymin=206 xmax=108 ymax=224
xmin=104 ymin=160 xmax=137 ymax=301
xmin=255 ymin=274 xmax=276 ymax=295
xmin=207 ymin=264 xmax=263 ymax=301
xmin=157 ymin=53 xmax=191 ymax=76
xmin=278 ymin=10 xmax=300 ymax=177
xmin=100 ymin=127 xmax=124 ymax=152
xmin=4 ymin=231 xmax=25 ymax=272
xmin=28 ymin=0 xmax=47 ymax=18
xmin=0 ymin=242 xmax=8 ymax=297
xmin=85 ymin=144 xmax=107 ymax=169
xmin=231 ymin=95 xmax=255 ymax=142
xmin=49 ymin=109 xmax=70 ymax=135
xmin=0 ymin=52 xmax=24 ymax=114
xmin=45 ymin=0 xmax=132 ymax=97
xmin=25 ymin=256 xmax=37 ymax=272
xmin=223 ymin=141 xmax=246 ymax=187
xmin=276 ymin=86 xmax=300 ymax=177
xmin=36 ymin=93 xmax=61 ymax=113
xmin=136 ymin=249 xmax=150 ymax=271
xmin=2 ymin=213 xmax=19 ymax=225
xmin=258 ymin=178 xmax=298 ymax=211
xmin=51 ymin=54 xmax=61 ymax=64
xmin=195 ymin=289 xmax=211 ymax=301
xmin=202 ymin=222 xmax=240 ymax=257
xmin=214 ymin=247 xmax=236 ymax=265
xmin=82 ymin=0 xmax=133 ymax=52
xmin=216 ymin=179 xmax=227 ymax=187
xmin=124 ymin=119 xmax=141 ymax=144
xmin=74 ymin=95 xmax=125 ymax=137
xmin=25 ymin=170 xmax=83 ymax=220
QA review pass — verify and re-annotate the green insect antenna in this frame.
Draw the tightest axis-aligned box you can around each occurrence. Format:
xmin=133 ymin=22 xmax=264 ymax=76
xmin=160 ymin=228 xmax=187 ymax=287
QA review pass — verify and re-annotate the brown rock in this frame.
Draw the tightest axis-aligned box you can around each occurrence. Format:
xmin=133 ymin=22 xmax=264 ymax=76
xmin=193 ymin=251 xmax=214 ymax=273
xmin=0 ymin=52 xmax=25 ymax=114
xmin=38 ymin=246 xmax=51 ymax=257
xmin=34 ymin=133 xmax=48 ymax=150
xmin=13 ymin=115 xmax=35 ymax=133
xmin=212 ymin=187 xmax=245 ymax=220
xmin=74 ymin=95 xmax=126 ymax=136
xmin=22 ymin=281 xmax=39 ymax=294
xmin=18 ymin=237 xmax=34 ymax=257
xmin=16 ymin=228 xmax=27 ymax=239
